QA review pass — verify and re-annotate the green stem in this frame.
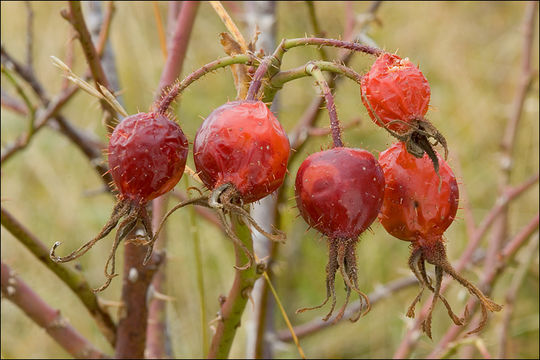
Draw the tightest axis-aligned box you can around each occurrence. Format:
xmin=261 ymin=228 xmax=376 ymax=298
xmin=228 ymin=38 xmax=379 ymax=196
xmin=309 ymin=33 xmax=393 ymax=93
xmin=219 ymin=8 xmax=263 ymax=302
xmin=156 ymin=54 xmax=256 ymax=113
xmin=207 ymin=214 xmax=260 ymax=359
xmin=263 ymin=60 xmax=362 ymax=103
xmin=0 ymin=207 xmax=117 ymax=346
xmin=185 ymin=176 xmax=209 ymax=357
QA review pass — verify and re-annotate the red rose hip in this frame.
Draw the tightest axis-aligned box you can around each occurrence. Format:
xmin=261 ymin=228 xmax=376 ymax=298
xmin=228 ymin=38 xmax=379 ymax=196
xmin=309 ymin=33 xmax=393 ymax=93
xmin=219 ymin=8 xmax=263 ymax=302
xmin=295 ymin=148 xmax=385 ymax=239
xmin=361 ymin=53 xmax=447 ymax=173
xmin=378 ymin=142 xmax=501 ymax=337
xmin=109 ymin=112 xmax=189 ymax=203
xmin=194 ymin=100 xmax=290 ymax=203
xmin=295 ymin=147 xmax=385 ymax=322
xmin=51 ymin=111 xmax=189 ymax=291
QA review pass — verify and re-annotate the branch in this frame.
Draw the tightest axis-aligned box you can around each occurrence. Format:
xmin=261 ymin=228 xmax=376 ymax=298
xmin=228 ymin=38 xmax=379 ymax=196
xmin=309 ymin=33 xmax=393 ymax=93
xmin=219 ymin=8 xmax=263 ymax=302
xmin=63 ymin=1 xmax=118 ymax=131
xmin=305 ymin=1 xmax=328 ymax=61
xmin=114 ymin=249 xmax=163 ymax=358
xmin=208 ymin=215 xmax=261 ymax=359
xmin=1 ymin=261 xmax=109 ymax=359
xmin=426 ymin=213 xmax=539 ymax=359
xmin=498 ymin=232 xmax=539 ymax=358
xmin=1 ymin=207 xmax=117 ymax=346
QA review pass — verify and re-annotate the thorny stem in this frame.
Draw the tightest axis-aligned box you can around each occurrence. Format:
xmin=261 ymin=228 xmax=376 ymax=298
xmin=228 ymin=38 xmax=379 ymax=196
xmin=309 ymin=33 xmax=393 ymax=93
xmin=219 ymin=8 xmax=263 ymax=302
xmin=273 ymin=37 xmax=382 ymax=63
xmin=208 ymin=214 xmax=260 ymax=359
xmin=305 ymin=64 xmax=343 ymax=147
xmin=245 ymin=55 xmax=275 ymax=101
xmin=1 ymin=262 xmax=109 ymax=359
xmin=264 ymin=60 xmax=362 ymax=102
xmin=156 ymin=54 xmax=256 ymax=113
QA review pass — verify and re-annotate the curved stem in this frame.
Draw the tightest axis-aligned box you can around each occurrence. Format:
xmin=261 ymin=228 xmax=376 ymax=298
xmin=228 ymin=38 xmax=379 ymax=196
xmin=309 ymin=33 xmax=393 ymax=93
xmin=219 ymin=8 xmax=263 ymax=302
xmin=305 ymin=63 xmax=343 ymax=147
xmin=273 ymin=37 xmax=382 ymax=62
xmin=156 ymin=54 xmax=255 ymax=113
xmin=264 ymin=60 xmax=362 ymax=102
xmin=245 ymin=56 xmax=273 ymax=101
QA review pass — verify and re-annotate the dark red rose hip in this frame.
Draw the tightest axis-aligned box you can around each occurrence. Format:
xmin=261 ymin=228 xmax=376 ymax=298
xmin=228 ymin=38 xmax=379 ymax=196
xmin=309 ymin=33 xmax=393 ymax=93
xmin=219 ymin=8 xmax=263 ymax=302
xmin=109 ymin=112 xmax=189 ymax=203
xmin=295 ymin=147 xmax=385 ymax=322
xmin=51 ymin=111 xmax=189 ymax=291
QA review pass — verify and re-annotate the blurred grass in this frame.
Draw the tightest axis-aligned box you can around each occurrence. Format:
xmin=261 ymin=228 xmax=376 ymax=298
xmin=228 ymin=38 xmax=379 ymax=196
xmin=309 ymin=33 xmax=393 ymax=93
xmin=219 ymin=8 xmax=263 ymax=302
xmin=1 ymin=1 xmax=538 ymax=359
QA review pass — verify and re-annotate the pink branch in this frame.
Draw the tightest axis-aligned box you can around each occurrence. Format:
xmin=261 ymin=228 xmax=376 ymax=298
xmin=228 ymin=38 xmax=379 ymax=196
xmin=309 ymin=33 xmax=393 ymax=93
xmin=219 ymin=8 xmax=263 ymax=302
xmin=1 ymin=262 xmax=108 ymax=359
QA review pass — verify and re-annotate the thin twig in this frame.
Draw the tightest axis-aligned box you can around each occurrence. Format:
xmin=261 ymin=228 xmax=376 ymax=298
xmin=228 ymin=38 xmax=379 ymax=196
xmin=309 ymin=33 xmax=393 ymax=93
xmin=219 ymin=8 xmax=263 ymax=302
xmin=1 ymin=262 xmax=109 ymax=359
xmin=64 ymin=1 xmax=118 ymax=132
xmin=24 ymin=1 xmax=34 ymax=70
xmin=305 ymin=1 xmax=328 ymax=61
xmin=498 ymin=233 xmax=539 ymax=358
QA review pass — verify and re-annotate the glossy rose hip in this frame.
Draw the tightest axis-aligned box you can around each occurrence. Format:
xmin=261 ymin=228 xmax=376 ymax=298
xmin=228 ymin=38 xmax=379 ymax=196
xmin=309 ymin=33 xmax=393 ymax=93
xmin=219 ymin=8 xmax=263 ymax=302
xmin=193 ymin=100 xmax=290 ymax=203
xmin=361 ymin=53 xmax=430 ymax=133
xmin=295 ymin=147 xmax=385 ymax=239
xmin=378 ymin=142 xmax=458 ymax=245
xmin=108 ymin=112 xmax=189 ymax=203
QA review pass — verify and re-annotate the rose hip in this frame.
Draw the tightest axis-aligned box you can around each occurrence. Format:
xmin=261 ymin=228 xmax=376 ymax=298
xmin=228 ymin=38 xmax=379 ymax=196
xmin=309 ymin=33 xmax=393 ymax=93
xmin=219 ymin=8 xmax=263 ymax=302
xmin=295 ymin=147 xmax=385 ymax=322
xmin=361 ymin=53 xmax=447 ymax=173
xmin=109 ymin=112 xmax=189 ymax=203
xmin=194 ymin=100 xmax=290 ymax=204
xmin=51 ymin=112 xmax=189 ymax=291
xmin=379 ymin=142 xmax=501 ymax=337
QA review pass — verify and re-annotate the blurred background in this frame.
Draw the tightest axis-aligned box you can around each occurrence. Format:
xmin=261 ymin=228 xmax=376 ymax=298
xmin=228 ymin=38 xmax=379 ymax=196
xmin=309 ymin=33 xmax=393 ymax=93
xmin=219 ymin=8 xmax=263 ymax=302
xmin=1 ymin=1 xmax=538 ymax=358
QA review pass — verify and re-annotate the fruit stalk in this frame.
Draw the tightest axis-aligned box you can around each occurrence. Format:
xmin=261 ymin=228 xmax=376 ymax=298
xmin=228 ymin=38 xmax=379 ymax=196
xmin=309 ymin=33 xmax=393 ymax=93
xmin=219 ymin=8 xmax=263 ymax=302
xmin=156 ymin=54 xmax=255 ymax=113
xmin=263 ymin=60 xmax=362 ymax=102
xmin=305 ymin=63 xmax=343 ymax=147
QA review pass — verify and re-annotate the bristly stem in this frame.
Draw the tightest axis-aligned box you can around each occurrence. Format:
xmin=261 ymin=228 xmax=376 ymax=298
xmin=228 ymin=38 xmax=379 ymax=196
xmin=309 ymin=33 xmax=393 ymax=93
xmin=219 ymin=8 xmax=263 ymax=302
xmin=306 ymin=63 xmax=343 ymax=147
xmin=245 ymin=56 xmax=273 ymax=101
xmin=264 ymin=60 xmax=362 ymax=102
xmin=273 ymin=37 xmax=382 ymax=63
xmin=156 ymin=54 xmax=256 ymax=113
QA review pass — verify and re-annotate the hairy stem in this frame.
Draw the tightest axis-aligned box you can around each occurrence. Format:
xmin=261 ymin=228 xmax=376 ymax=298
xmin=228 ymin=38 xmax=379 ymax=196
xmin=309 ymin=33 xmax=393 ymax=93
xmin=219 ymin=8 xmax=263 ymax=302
xmin=156 ymin=54 xmax=255 ymax=113
xmin=305 ymin=64 xmax=343 ymax=147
